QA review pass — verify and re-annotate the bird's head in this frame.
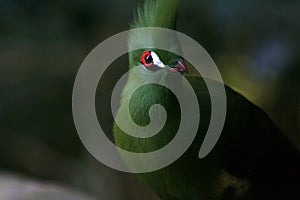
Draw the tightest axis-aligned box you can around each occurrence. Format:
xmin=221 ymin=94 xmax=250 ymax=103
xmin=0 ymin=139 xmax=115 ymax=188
xmin=127 ymin=0 xmax=187 ymax=80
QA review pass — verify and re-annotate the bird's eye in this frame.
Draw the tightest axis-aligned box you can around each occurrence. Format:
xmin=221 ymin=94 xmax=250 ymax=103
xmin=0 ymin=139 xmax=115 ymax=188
xmin=140 ymin=50 xmax=153 ymax=67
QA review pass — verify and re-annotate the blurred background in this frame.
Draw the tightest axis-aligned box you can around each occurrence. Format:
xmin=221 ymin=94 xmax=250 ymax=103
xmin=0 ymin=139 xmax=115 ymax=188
xmin=0 ymin=0 xmax=299 ymax=199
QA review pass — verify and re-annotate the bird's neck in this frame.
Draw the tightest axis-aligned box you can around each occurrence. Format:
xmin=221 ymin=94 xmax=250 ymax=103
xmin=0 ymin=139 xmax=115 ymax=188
xmin=117 ymin=68 xmax=184 ymax=152
xmin=123 ymin=67 xmax=185 ymax=108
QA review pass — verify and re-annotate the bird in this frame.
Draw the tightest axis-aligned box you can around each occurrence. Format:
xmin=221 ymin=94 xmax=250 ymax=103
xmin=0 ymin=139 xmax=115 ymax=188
xmin=113 ymin=0 xmax=300 ymax=199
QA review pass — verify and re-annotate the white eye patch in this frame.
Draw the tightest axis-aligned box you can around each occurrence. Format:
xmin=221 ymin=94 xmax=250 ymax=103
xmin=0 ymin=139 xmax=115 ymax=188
xmin=151 ymin=51 xmax=166 ymax=68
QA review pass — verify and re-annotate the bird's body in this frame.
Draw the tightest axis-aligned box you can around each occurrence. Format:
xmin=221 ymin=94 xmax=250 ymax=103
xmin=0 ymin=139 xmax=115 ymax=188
xmin=113 ymin=0 xmax=300 ymax=199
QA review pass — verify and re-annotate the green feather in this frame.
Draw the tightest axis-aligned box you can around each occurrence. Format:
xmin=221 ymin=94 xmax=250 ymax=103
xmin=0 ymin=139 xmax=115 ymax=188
xmin=131 ymin=0 xmax=179 ymax=29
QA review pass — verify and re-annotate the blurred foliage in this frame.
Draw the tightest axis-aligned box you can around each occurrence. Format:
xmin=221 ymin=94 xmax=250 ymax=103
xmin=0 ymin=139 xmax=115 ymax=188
xmin=0 ymin=0 xmax=299 ymax=199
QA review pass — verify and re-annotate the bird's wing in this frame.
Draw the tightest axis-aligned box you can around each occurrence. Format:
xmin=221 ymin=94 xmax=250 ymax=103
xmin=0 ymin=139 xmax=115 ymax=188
xmin=186 ymin=75 xmax=300 ymax=198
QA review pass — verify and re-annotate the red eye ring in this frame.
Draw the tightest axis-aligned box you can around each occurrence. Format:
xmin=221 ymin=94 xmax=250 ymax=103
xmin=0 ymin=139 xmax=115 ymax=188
xmin=140 ymin=50 xmax=153 ymax=67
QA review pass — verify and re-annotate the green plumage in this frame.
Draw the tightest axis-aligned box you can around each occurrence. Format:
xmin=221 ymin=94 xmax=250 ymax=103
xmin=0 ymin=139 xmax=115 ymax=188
xmin=113 ymin=0 xmax=300 ymax=199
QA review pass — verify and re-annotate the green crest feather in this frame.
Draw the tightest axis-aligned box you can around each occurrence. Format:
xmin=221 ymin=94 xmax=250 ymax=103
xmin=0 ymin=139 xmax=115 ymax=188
xmin=131 ymin=0 xmax=180 ymax=29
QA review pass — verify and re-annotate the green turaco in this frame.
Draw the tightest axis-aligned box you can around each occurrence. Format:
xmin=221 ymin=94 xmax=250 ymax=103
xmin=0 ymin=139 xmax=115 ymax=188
xmin=113 ymin=0 xmax=300 ymax=199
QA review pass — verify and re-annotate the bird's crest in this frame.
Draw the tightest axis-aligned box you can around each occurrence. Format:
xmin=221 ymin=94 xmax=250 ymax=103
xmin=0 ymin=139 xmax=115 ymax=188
xmin=131 ymin=0 xmax=180 ymax=29
xmin=128 ymin=0 xmax=181 ymax=69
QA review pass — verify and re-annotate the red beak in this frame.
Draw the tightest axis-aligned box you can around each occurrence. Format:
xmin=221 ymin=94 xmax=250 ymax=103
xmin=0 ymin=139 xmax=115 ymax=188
xmin=175 ymin=59 xmax=188 ymax=73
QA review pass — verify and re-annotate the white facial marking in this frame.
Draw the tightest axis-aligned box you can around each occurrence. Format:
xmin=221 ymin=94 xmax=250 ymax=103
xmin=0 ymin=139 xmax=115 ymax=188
xmin=151 ymin=51 xmax=165 ymax=68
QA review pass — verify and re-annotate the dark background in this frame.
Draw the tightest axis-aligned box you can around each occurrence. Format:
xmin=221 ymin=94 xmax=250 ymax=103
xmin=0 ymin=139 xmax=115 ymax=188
xmin=0 ymin=0 xmax=299 ymax=199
